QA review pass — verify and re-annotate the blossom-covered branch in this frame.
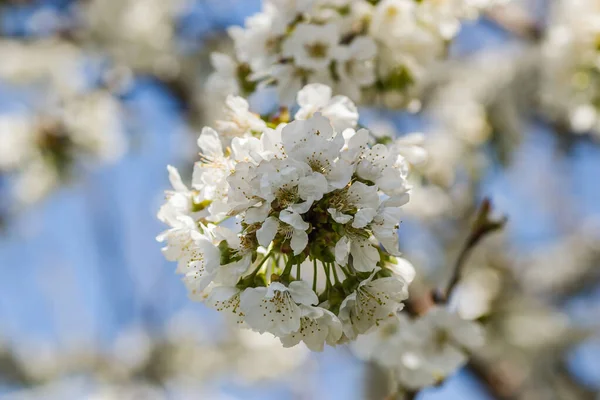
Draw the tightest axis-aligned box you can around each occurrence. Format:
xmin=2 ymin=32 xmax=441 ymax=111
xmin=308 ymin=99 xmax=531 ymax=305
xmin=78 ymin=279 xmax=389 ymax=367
xmin=208 ymin=0 xmax=509 ymax=109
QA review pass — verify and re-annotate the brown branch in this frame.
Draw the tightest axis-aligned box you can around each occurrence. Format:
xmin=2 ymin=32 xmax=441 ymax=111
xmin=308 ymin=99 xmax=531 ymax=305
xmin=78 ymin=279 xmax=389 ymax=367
xmin=436 ymin=198 xmax=507 ymax=303
xmin=0 ymin=348 xmax=38 ymax=386
xmin=484 ymin=4 xmax=543 ymax=42
xmin=466 ymin=356 xmax=520 ymax=400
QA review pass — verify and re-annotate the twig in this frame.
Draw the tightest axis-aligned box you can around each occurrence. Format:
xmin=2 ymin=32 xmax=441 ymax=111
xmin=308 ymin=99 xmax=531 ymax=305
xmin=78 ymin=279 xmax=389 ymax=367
xmin=466 ymin=356 xmax=520 ymax=400
xmin=404 ymin=391 xmax=418 ymax=400
xmin=484 ymin=4 xmax=543 ymax=42
xmin=436 ymin=198 xmax=507 ymax=303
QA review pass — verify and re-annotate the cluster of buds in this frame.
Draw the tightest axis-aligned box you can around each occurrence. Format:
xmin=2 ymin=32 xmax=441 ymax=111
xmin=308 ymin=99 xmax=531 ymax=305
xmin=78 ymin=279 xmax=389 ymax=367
xmin=158 ymin=83 xmax=419 ymax=350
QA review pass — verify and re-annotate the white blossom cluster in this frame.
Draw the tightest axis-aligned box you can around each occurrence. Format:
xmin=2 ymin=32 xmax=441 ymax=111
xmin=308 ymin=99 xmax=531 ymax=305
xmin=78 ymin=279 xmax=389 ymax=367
xmin=81 ymin=0 xmax=189 ymax=78
xmin=207 ymin=0 xmax=506 ymax=108
xmin=540 ymin=0 xmax=600 ymax=137
xmin=352 ymin=307 xmax=484 ymax=390
xmin=158 ymin=83 xmax=418 ymax=350
xmin=0 ymin=39 xmax=126 ymax=206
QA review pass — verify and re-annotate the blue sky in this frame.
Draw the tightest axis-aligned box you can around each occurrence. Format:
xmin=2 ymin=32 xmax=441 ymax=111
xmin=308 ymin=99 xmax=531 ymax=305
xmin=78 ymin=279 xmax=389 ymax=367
xmin=1 ymin=1 xmax=599 ymax=399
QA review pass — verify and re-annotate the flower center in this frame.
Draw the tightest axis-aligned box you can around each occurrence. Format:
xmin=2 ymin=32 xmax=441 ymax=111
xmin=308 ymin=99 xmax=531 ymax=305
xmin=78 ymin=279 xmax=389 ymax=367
xmin=276 ymin=185 xmax=300 ymax=208
xmin=305 ymin=42 xmax=329 ymax=59
xmin=381 ymin=321 xmax=399 ymax=337
xmin=279 ymin=224 xmax=295 ymax=240
xmin=385 ymin=6 xmax=399 ymax=18
xmin=308 ymin=157 xmax=330 ymax=174
xmin=433 ymin=329 xmax=450 ymax=350
xmin=328 ymin=188 xmax=355 ymax=213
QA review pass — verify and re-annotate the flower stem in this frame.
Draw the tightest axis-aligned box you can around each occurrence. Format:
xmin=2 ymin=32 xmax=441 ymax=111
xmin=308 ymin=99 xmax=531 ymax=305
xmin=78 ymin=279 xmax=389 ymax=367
xmin=312 ymin=258 xmax=318 ymax=292
xmin=340 ymin=265 xmax=351 ymax=277
xmin=249 ymin=250 xmax=273 ymax=278
xmin=324 ymin=263 xmax=332 ymax=290
xmin=296 ymin=263 xmax=301 ymax=280
xmin=282 ymin=256 xmax=294 ymax=279
xmin=331 ymin=263 xmax=341 ymax=284
xmin=214 ymin=216 xmax=232 ymax=225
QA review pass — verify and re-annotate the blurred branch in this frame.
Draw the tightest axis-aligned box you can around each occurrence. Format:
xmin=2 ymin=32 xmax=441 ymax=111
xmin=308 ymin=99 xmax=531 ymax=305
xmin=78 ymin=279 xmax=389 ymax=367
xmin=365 ymin=362 xmax=392 ymax=400
xmin=555 ymin=254 xmax=600 ymax=302
xmin=484 ymin=4 xmax=543 ymax=42
xmin=467 ymin=356 xmax=520 ymax=400
xmin=437 ymin=198 xmax=507 ymax=303
xmin=555 ymin=361 xmax=598 ymax=400
xmin=0 ymin=348 xmax=37 ymax=386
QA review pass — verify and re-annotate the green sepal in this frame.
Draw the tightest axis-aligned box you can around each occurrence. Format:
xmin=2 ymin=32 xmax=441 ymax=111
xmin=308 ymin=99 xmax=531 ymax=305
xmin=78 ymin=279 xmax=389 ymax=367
xmin=192 ymin=199 xmax=211 ymax=212
xmin=326 ymin=284 xmax=346 ymax=315
xmin=218 ymin=240 xmax=243 ymax=266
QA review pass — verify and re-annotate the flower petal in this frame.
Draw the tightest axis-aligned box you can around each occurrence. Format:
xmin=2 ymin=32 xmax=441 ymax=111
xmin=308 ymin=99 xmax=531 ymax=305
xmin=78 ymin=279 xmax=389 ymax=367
xmin=257 ymin=217 xmax=279 ymax=247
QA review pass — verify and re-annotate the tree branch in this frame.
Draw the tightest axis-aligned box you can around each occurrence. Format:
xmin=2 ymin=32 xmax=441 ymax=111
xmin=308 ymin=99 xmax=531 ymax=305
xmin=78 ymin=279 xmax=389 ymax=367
xmin=484 ymin=4 xmax=543 ymax=42
xmin=436 ymin=198 xmax=507 ymax=303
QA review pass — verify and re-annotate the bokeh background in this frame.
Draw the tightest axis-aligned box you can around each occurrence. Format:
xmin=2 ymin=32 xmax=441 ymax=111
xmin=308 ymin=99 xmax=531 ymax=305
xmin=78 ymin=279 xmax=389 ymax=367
xmin=0 ymin=0 xmax=599 ymax=399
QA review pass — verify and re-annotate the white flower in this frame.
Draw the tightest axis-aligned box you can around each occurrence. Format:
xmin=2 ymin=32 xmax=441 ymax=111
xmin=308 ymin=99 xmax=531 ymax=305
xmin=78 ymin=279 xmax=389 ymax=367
xmin=13 ymin=156 xmax=59 ymax=205
xmin=258 ymin=63 xmax=305 ymax=106
xmin=249 ymin=158 xmax=323 ymax=210
xmin=396 ymin=349 xmax=440 ymax=390
xmin=350 ymin=315 xmax=439 ymax=389
xmin=259 ymin=124 xmax=286 ymax=159
xmin=216 ymin=95 xmax=267 ymax=139
xmin=295 ymin=83 xmax=359 ymax=132
xmin=334 ymin=233 xmax=380 ymax=272
xmin=61 ymin=90 xmax=126 ymax=163
xmin=268 ymin=0 xmax=316 ymax=15
xmin=212 ymin=227 xmax=254 ymax=285
xmin=205 ymin=286 xmax=245 ymax=325
xmin=414 ymin=307 xmax=485 ymax=357
xmin=267 ymin=0 xmax=317 ymax=30
xmin=334 ymin=37 xmax=377 ymax=101
xmin=388 ymin=256 xmax=416 ymax=284
xmin=280 ymin=305 xmax=343 ymax=351
xmin=0 ymin=113 xmax=36 ymax=170
xmin=192 ymin=127 xmax=234 ymax=221
xmin=228 ymin=9 xmax=282 ymax=72
xmin=257 ymin=215 xmax=309 ymax=256
xmin=391 ymin=133 xmax=428 ymax=166
xmin=351 ymin=314 xmax=412 ymax=368
xmin=282 ymin=113 xmax=351 ymax=189
xmin=245 ymin=157 xmax=329 ymax=211
xmin=157 ymin=165 xmax=197 ymax=227
xmin=156 ymin=215 xmax=201 ymax=269
xmin=282 ymin=23 xmax=341 ymax=70
xmin=341 ymin=127 xmax=371 ymax=162
xmin=400 ymin=307 xmax=484 ymax=387
xmin=371 ymin=205 xmax=404 ymax=256
xmin=240 ymin=281 xmax=318 ymax=337
xmin=327 ymin=181 xmax=379 ymax=228
xmin=339 ymin=269 xmax=409 ymax=339
xmin=355 ymin=143 xmax=411 ymax=197
xmin=205 ymin=52 xmax=240 ymax=100
xmin=351 ymin=306 xmax=483 ymax=390
xmin=157 ymin=217 xmax=224 ymax=298
xmin=181 ymin=237 xmax=222 ymax=296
